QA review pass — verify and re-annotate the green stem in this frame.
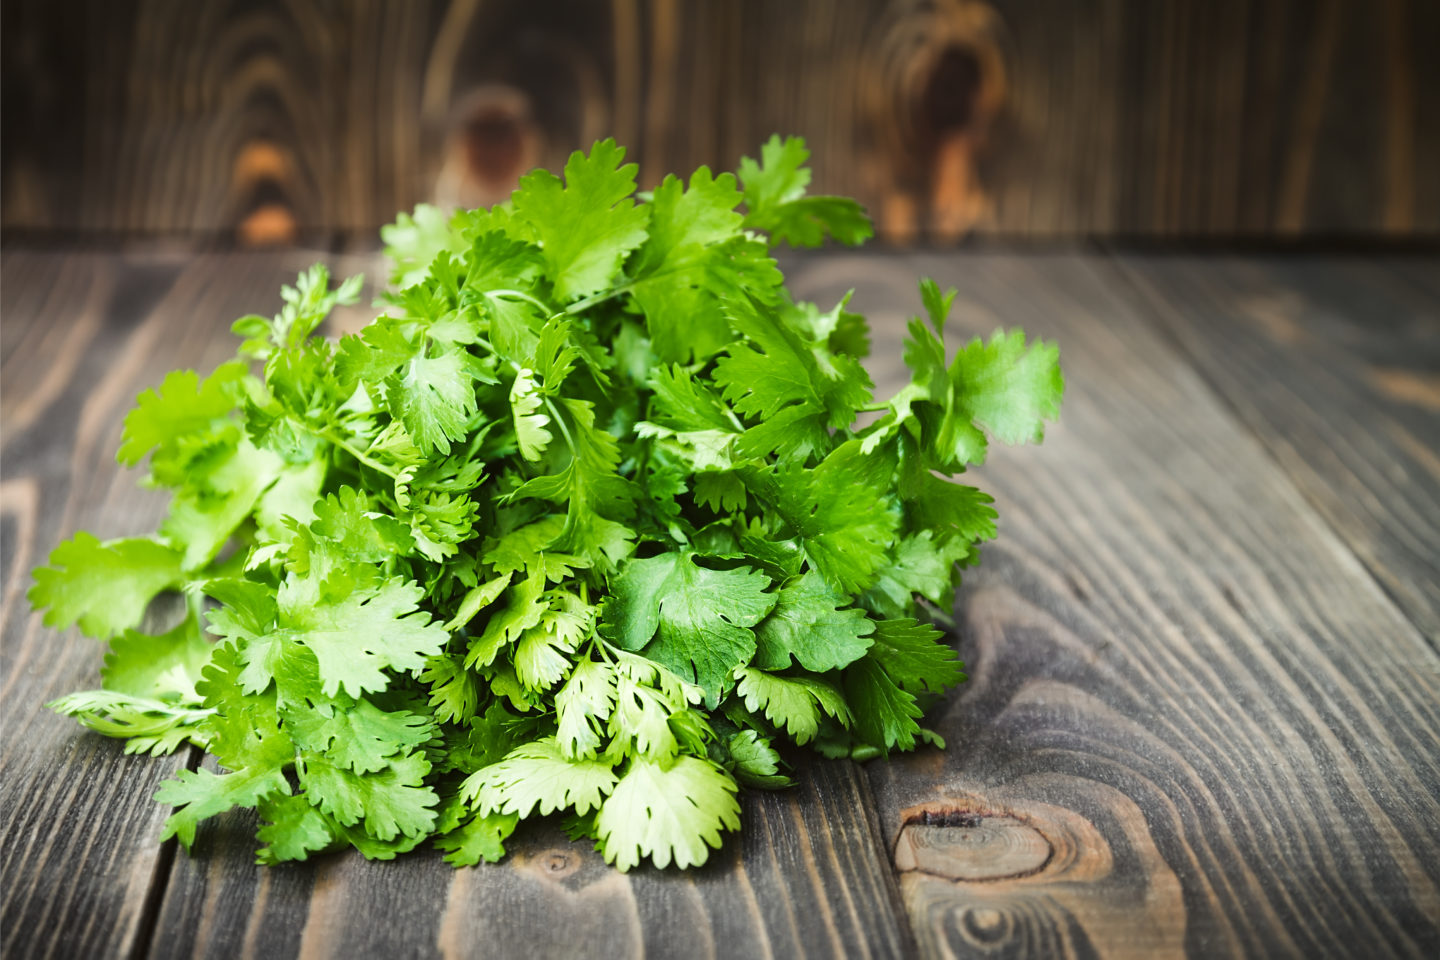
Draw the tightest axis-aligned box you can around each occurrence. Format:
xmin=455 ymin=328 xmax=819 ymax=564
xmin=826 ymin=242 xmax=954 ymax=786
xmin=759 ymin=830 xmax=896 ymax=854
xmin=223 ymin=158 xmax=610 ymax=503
xmin=542 ymin=395 xmax=577 ymax=455
xmin=564 ymin=280 xmax=639 ymax=316
xmin=590 ymin=636 xmax=616 ymax=665
xmin=320 ymin=427 xmax=401 ymax=480
xmin=488 ymin=289 xmax=552 ymax=314
xmin=856 ymin=402 xmax=891 ymax=413
xmin=474 ymin=336 xmax=525 ymax=376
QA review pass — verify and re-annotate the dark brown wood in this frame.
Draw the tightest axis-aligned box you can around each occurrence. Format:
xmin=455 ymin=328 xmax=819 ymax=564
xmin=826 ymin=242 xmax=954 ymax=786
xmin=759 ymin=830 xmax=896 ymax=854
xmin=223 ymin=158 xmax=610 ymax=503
xmin=149 ymin=757 xmax=912 ymax=960
xmin=5 ymin=248 xmax=1439 ymax=958
xmin=0 ymin=250 xmax=380 ymax=960
xmin=1 ymin=252 xmax=201 ymax=959
xmin=4 ymin=0 xmax=1436 ymax=242
xmin=787 ymin=253 xmax=1440 ymax=958
xmin=1112 ymin=254 xmax=1440 ymax=643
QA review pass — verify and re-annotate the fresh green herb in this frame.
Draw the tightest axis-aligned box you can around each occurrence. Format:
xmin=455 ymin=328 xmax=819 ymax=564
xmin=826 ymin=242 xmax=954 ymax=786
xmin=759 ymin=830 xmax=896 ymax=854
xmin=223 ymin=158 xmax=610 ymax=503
xmin=31 ymin=136 xmax=1062 ymax=870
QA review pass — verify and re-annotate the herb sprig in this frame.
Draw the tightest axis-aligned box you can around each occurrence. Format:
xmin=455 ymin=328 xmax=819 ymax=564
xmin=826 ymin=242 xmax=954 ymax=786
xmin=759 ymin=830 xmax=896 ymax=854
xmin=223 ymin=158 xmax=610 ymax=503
xmin=31 ymin=136 xmax=1062 ymax=870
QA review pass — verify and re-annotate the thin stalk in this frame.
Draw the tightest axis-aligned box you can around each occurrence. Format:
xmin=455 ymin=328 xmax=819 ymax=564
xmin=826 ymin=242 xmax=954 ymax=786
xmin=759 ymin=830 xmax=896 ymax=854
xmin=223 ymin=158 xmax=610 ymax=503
xmin=320 ymin=428 xmax=401 ymax=480
xmin=542 ymin=395 xmax=577 ymax=455
xmin=563 ymin=280 xmax=639 ymax=316
xmin=474 ymin=336 xmax=525 ymax=376
xmin=487 ymin=289 xmax=552 ymax=314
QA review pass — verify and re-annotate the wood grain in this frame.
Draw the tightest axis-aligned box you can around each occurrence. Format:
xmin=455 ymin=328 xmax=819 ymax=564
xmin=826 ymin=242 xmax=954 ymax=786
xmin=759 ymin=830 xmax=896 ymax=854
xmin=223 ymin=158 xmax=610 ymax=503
xmin=5 ymin=249 xmax=1438 ymax=958
xmin=1112 ymin=254 xmax=1440 ymax=643
xmin=3 ymin=0 xmax=1436 ymax=241
xmin=1 ymin=252 xmax=193 ymax=960
xmin=789 ymin=254 xmax=1440 ymax=958
xmin=0 ymin=250 xmax=382 ymax=960
xmin=150 ymin=757 xmax=913 ymax=960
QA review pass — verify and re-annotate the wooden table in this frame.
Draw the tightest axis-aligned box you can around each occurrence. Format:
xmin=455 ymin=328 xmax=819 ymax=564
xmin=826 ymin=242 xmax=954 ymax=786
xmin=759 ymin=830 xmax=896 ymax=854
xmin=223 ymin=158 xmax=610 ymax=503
xmin=3 ymin=248 xmax=1437 ymax=959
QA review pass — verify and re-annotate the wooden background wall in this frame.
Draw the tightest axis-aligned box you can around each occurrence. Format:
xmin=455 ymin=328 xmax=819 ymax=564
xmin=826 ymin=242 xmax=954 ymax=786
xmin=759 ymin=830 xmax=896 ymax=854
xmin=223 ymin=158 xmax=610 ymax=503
xmin=3 ymin=0 xmax=1437 ymax=245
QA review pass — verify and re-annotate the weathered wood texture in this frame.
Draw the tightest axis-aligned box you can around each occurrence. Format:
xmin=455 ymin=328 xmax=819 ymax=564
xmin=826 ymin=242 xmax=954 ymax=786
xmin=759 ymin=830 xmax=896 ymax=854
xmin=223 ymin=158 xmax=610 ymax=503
xmin=0 ymin=251 xmax=336 ymax=960
xmin=3 ymin=0 xmax=1436 ymax=242
xmin=2 ymin=253 xmax=189 ymax=960
xmin=149 ymin=757 xmax=911 ymax=960
xmin=4 ymin=249 xmax=1439 ymax=959
xmin=1113 ymin=255 xmax=1440 ymax=643
xmin=786 ymin=254 xmax=1440 ymax=958
xmin=0 ymin=251 xmax=914 ymax=960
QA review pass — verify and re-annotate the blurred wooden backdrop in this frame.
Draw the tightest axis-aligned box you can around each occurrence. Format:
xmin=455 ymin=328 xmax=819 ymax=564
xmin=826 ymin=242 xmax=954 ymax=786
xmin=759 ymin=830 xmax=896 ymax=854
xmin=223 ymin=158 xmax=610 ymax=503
xmin=3 ymin=0 xmax=1436 ymax=245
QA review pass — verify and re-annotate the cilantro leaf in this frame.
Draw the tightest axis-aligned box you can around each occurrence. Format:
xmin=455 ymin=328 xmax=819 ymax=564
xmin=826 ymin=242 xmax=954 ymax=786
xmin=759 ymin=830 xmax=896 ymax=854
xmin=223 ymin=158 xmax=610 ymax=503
xmin=29 ymin=533 xmax=184 ymax=639
xmin=280 ymin=578 xmax=449 ymax=699
xmin=118 ymin=362 xmax=246 ymax=466
xmin=156 ymin=717 xmax=294 ymax=849
xmin=733 ymin=666 xmax=852 ymax=745
xmin=460 ymin=737 xmax=618 ymax=818
xmin=630 ymin=167 xmax=746 ymax=361
xmin=556 ymin=659 xmax=617 ymax=759
xmin=47 ymin=690 xmax=211 ymax=756
xmin=161 ymin=438 xmax=281 ymax=569
xmin=309 ymin=486 xmax=414 ymax=562
xmin=217 ymin=569 xmax=449 ymax=701
xmin=381 ymin=204 xmax=465 ymax=288
xmin=602 ymin=553 xmax=775 ymax=705
xmin=597 ymin=756 xmax=741 ymax=871
xmin=256 ymin=793 xmax=337 ymax=863
xmin=386 ymin=348 xmax=483 ymax=456
xmin=867 ymin=619 xmax=967 ymax=693
xmin=864 ymin=531 xmax=971 ymax=617
xmin=951 ymin=329 xmax=1065 ymax=446
xmin=725 ymin=730 xmax=793 ymax=789
xmin=511 ymin=139 xmax=650 ymax=302
xmin=844 ymin=657 xmax=924 ymax=754
xmin=299 ymin=751 xmax=438 ymax=841
xmin=436 ymin=811 xmax=520 ymax=866
xmin=739 ymin=136 xmax=873 ymax=248
xmin=770 ymin=444 xmax=899 ymax=595
xmin=284 ymin=698 xmax=435 ymax=774
xmin=101 ymin=614 xmax=211 ymax=701
xmin=509 ymin=368 xmax=552 ymax=461
xmin=752 ymin=571 xmax=875 ymax=672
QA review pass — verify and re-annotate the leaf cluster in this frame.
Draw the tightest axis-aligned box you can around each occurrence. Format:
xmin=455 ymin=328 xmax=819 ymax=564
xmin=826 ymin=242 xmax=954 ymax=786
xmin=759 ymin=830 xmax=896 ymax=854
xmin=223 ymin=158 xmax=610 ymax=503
xmin=32 ymin=136 xmax=1062 ymax=870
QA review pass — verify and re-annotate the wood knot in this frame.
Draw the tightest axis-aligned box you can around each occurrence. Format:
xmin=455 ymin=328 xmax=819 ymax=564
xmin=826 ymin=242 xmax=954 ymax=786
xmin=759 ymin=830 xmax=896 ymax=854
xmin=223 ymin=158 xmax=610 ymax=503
xmin=237 ymin=204 xmax=297 ymax=247
xmin=538 ymin=849 xmax=577 ymax=879
xmin=436 ymin=85 xmax=540 ymax=209
xmin=863 ymin=0 xmax=1009 ymax=241
xmin=232 ymin=141 xmax=298 ymax=246
xmin=895 ymin=810 xmax=1051 ymax=881
xmin=913 ymin=809 xmax=983 ymax=828
xmin=960 ymin=905 xmax=1012 ymax=945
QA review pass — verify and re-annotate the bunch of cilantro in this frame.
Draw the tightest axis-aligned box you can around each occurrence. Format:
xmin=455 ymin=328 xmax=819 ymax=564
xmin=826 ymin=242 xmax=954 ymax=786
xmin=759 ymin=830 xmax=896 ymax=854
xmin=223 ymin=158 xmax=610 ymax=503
xmin=30 ymin=136 xmax=1062 ymax=871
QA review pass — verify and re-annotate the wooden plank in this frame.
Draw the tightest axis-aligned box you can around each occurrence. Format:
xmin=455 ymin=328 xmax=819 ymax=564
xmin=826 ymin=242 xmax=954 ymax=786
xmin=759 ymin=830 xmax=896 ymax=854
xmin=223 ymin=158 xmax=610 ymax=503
xmin=1112 ymin=254 xmax=1440 ymax=642
xmin=787 ymin=253 xmax=1440 ymax=958
xmin=0 ymin=0 xmax=440 ymax=241
xmin=4 ymin=0 xmax=1436 ymax=240
xmin=0 ymin=251 xmax=360 ymax=959
xmin=150 ymin=758 xmax=911 ymax=960
xmin=1 ymin=252 xmax=194 ymax=959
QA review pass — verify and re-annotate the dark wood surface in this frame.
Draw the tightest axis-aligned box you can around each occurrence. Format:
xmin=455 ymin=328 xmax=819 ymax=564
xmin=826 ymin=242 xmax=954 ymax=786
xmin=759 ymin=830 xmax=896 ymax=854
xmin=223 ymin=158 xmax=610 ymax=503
xmin=2 ymin=248 xmax=1438 ymax=959
xmin=147 ymin=756 xmax=913 ymax=960
xmin=4 ymin=0 xmax=1437 ymax=242
xmin=1111 ymin=255 xmax=1440 ymax=642
xmin=805 ymin=253 xmax=1440 ymax=958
